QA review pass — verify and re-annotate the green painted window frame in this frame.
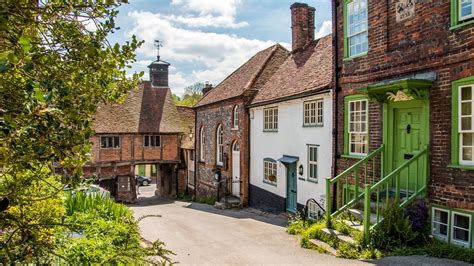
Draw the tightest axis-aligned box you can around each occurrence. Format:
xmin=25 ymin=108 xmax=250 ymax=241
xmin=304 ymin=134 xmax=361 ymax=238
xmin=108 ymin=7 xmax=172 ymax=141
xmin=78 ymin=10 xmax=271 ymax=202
xmin=450 ymin=76 xmax=474 ymax=170
xmin=343 ymin=94 xmax=369 ymax=158
xmin=263 ymin=158 xmax=277 ymax=186
xmin=431 ymin=205 xmax=474 ymax=249
xmin=451 ymin=0 xmax=474 ymax=29
xmin=343 ymin=0 xmax=369 ymax=59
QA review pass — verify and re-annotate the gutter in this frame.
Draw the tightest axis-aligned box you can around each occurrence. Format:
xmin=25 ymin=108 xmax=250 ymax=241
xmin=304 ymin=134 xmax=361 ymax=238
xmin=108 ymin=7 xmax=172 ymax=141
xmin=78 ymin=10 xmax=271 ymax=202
xmin=248 ymin=88 xmax=331 ymax=108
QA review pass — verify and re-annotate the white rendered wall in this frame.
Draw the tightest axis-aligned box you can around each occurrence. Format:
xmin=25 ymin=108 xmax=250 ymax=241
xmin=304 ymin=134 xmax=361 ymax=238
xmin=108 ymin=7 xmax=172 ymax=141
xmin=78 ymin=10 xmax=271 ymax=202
xmin=250 ymin=92 xmax=332 ymax=207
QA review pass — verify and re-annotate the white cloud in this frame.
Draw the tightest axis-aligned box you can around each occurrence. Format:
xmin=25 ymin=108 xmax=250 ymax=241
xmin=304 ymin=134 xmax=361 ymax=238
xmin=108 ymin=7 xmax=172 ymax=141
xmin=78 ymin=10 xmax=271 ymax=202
xmin=315 ymin=20 xmax=332 ymax=39
xmin=127 ymin=10 xmax=275 ymax=96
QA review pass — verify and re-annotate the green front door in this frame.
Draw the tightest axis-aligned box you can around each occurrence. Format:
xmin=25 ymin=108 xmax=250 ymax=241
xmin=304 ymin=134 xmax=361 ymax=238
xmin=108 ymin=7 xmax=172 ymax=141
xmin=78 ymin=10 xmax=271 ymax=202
xmin=286 ymin=163 xmax=297 ymax=212
xmin=388 ymin=100 xmax=428 ymax=197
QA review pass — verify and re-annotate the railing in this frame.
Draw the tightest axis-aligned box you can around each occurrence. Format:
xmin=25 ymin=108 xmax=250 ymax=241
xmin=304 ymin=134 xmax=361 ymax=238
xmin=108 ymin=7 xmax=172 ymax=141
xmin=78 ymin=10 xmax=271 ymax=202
xmin=363 ymin=145 xmax=428 ymax=240
xmin=303 ymin=198 xmax=325 ymax=223
xmin=325 ymin=145 xmax=385 ymax=226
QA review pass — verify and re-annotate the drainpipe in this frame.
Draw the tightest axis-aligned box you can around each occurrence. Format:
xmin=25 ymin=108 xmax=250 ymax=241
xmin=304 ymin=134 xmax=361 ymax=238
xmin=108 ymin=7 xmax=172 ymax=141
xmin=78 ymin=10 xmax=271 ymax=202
xmin=332 ymin=0 xmax=340 ymax=212
xmin=193 ymin=108 xmax=197 ymax=200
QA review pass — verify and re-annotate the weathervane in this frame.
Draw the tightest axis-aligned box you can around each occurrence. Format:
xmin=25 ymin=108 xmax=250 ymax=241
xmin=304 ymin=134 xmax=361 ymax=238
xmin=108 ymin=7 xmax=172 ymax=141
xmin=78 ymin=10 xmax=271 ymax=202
xmin=154 ymin=40 xmax=163 ymax=60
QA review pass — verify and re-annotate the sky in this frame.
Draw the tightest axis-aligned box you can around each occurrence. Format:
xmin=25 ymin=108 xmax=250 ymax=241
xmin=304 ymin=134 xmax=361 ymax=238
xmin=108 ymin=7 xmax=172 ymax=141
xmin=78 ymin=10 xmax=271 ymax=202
xmin=109 ymin=0 xmax=333 ymax=96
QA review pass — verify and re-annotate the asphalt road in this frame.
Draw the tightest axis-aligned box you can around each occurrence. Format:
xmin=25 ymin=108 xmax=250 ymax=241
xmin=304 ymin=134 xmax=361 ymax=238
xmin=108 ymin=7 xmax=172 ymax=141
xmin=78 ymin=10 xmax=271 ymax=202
xmin=129 ymin=186 xmax=468 ymax=266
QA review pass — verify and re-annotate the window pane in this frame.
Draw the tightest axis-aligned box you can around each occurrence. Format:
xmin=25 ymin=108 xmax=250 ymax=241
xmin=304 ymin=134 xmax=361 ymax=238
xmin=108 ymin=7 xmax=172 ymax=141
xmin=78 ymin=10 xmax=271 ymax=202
xmin=434 ymin=223 xmax=448 ymax=236
xmin=454 ymin=214 xmax=470 ymax=229
xmin=435 ymin=209 xmax=448 ymax=224
xmin=463 ymin=133 xmax=473 ymax=146
xmin=462 ymin=147 xmax=473 ymax=161
xmin=461 ymin=0 xmax=473 ymax=18
xmin=461 ymin=86 xmax=472 ymax=101
xmin=144 ymin=136 xmax=149 ymax=146
xmin=101 ymin=137 xmax=106 ymax=148
xmin=454 ymin=228 xmax=470 ymax=242
xmin=114 ymin=137 xmax=119 ymax=148
xmin=461 ymin=102 xmax=472 ymax=116
xmin=462 ymin=117 xmax=472 ymax=131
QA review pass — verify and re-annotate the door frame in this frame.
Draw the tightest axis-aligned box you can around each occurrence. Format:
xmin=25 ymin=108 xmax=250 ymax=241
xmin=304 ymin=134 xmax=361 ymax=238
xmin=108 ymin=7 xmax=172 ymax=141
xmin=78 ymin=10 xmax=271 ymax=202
xmin=383 ymin=99 xmax=430 ymax=176
xmin=231 ymin=141 xmax=240 ymax=197
xmin=285 ymin=162 xmax=297 ymax=212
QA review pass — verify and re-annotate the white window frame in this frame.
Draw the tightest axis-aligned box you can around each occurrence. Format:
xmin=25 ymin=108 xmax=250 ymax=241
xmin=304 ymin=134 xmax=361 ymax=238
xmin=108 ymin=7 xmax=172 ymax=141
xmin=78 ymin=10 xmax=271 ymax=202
xmin=100 ymin=136 xmax=120 ymax=149
xmin=199 ymin=127 xmax=205 ymax=162
xmin=451 ymin=211 xmax=472 ymax=248
xmin=263 ymin=159 xmax=277 ymax=185
xmin=263 ymin=107 xmax=278 ymax=131
xmin=143 ymin=135 xmax=161 ymax=148
xmin=458 ymin=84 xmax=474 ymax=165
xmin=216 ymin=125 xmax=224 ymax=166
xmin=233 ymin=105 xmax=239 ymax=129
xmin=304 ymin=99 xmax=324 ymax=126
xmin=307 ymin=201 xmax=323 ymax=221
xmin=348 ymin=99 xmax=369 ymax=156
xmin=346 ymin=0 xmax=368 ymax=57
xmin=459 ymin=0 xmax=474 ymax=21
xmin=307 ymin=145 xmax=318 ymax=182
xmin=432 ymin=207 xmax=449 ymax=241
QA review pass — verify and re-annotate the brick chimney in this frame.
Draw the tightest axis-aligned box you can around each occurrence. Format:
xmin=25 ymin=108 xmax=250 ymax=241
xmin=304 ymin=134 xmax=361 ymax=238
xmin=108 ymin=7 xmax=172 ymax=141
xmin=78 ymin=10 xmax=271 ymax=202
xmin=290 ymin=3 xmax=315 ymax=51
xmin=202 ymin=81 xmax=213 ymax=95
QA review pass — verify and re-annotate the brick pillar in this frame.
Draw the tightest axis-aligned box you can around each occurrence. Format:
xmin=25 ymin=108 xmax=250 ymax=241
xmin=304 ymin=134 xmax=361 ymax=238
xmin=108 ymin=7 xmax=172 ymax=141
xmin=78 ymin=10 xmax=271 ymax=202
xmin=290 ymin=2 xmax=315 ymax=51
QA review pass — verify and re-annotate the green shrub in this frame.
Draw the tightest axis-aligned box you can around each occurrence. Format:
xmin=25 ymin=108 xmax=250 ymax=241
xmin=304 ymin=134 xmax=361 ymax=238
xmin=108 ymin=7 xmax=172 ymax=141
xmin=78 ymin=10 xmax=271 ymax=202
xmin=369 ymin=202 xmax=417 ymax=251
xmin=287 ymin=212 xmax=307 ymax=235
xmin=337 ymin=242 xmax=360 ymax=259
xmin=392 ymin=240 xmax=474 ymax=264
xmin=360 ymin=247 xmax=382 ymax=259
xmin=195 ymin=195 xmax=216 ymax=205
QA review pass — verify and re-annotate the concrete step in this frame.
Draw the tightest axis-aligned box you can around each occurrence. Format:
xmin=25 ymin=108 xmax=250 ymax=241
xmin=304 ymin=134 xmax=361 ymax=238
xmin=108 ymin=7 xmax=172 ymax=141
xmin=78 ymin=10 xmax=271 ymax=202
xmin=348 ymin=208 xmax=378 ymax=224
xmin=309 ymin=239 xmax=337 ymax=256
xmin=214 ymin=196 xmax=241 ymax=209
xmin=321 ymin=228 xmax=356 ymax=245
xmin=342 ymin=220 xmax=363 ymax=232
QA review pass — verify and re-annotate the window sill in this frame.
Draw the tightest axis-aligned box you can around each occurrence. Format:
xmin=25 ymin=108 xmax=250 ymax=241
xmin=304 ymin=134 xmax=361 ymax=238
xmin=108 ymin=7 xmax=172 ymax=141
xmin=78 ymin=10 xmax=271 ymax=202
xmin=263 ymin=180 xmax=277 ymax=187
xmin=341 ymin=154 xmax=366 ymax=160
xmin=450 ymin=19 xmax=474 ymax=30
xmin=100 ymin=147 xmax=121 ymax=150
xmin=447 ymin=164 xmax=474 ymax=170
xmin=302 ymin=124 xmax=323 ymax=128
xmin=298 ymin=177 xmax=306 ymax=181
xmin=307 ymin=178 xmax=318 ymax=184
xmin=263 ymin=130 xmax=278 ymax=133
xmin=343 ymin=52 xmax=368 ymax=62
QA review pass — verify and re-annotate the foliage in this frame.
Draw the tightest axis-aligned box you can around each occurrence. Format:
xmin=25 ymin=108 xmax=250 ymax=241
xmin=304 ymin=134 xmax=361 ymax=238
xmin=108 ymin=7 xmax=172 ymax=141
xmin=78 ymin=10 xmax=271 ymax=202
xmin=0 ymin=0 xmax=149 ymax=263
xmin=287 ymin=213 xmax=306 ymax=235
xmin=172 ymin=82 xmax=204 ymax=107
xmin=57 ymin=192 xmax=174 ymax=264
xmin=403 ymin=199 xmax=429 ymax=234
xmin=392 ymin=239 xmax=474 ymax=264
xmin=176 ymin=192 xmax=194 ymax=202
xmin=369 ymin=202 xmax=418 ymax=251
xmin=195 ymin=195 xmax=216 ymax=205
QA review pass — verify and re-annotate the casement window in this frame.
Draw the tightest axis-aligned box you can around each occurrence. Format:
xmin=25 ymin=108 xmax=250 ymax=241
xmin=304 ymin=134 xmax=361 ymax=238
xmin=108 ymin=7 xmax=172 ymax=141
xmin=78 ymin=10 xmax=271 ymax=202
xmin=143 ymin=135 xmax=161 ymax=147
xmin=199 ymin=127 xmax=205 ymax=162
xmin=233 ymin=105 xmax=239 ymax=129
xmin=459 ymin=84 xmax=474 ymax=165
xmin=263 ymin=158 xmax=277 ymax=185
xmin=451 ymin=77 xmax=474 ymax=168
xmin=432 ymin=208 xmax=449 ymax=241
xmin=344 ymin=0 xmax=368 ymax=58
xmin=304 ymin=100 xmax=323 ymax=126
xmin=307 ymin=145 xmax=318 ymax=182
xmin=216 ymin=125 xmax=224 ymax=166
xmin=452 ymin=212 xmax=471 ymax=247
xmin=348 ymin=98 xmax=368 ymax=155
xmin=431 ymin=206 xmax=473 ymax=248
xmin=451 ymin=0 xmax=474 ymax=28
xmin=264 ymin=107 xmax=278 ymax=131
xmin=100 ymin=136 xmax=120 ymax=149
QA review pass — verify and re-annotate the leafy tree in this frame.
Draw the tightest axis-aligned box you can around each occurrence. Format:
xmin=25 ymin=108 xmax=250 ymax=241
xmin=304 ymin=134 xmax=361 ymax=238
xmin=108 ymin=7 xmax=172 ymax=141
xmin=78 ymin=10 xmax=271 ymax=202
xmin=172 ymin=93 xmax=181 ymax=105
xmin=175 ymin=82 xmax=204 ymax=107
xmin=0 ymin=0 xmax=170 ymax=263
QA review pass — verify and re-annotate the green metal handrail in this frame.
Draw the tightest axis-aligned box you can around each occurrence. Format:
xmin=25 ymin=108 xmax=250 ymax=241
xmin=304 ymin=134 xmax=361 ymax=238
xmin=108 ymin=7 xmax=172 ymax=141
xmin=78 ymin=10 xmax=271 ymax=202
xmin=363 ymin=145 xmax=429 ymax=240
xmin=325 ymin=144 xmax=385 ymax=226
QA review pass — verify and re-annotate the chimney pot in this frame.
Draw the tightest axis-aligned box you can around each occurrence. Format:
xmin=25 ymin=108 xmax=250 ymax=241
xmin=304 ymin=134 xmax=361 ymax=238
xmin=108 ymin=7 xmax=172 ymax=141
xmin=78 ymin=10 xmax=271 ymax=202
xmin=290 ymin=2 xmax=315 ymax=51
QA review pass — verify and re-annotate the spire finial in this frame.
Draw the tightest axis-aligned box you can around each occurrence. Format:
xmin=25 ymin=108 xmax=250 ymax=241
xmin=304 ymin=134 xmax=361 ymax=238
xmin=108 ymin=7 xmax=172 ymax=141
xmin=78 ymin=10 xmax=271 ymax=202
xmin=154 ymin=40 xmax=163 ymax=60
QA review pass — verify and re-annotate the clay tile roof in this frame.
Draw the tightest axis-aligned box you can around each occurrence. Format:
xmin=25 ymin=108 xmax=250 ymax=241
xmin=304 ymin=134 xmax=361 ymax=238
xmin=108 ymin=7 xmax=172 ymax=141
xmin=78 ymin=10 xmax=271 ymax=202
xmin=176 ymin=106 xmax=195 ymax=149
xmin=250 ymin=35 xmax=334 ymax=106
xmin=194 ymin=44 xmax=289 ymax=107
xmin=93 ymin=81 xmax=186 ymax=134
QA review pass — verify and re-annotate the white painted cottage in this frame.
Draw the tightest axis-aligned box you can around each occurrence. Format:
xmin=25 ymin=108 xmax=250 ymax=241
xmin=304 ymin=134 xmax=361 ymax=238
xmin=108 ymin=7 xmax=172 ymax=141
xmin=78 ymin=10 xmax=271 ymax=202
xmin=248 ymin=4 xmax=333 ymax=214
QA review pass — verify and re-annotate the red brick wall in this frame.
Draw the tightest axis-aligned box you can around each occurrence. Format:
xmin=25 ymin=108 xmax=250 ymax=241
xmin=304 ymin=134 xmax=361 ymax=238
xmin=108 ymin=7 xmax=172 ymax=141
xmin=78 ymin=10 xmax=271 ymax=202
xmin=195 ymin=97 xmax=250 ymax=205
xmin=334 ymin=0 xmax=474 ymax=209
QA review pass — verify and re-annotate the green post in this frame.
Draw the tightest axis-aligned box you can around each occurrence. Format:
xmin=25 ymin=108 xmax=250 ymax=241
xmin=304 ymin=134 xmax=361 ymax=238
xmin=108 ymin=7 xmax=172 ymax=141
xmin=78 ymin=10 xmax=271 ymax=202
xmin=355 ymin=168 xmax=360 ymax=201
xmin=326 ymin=177 xmax=331 ymax=228
xmin=395 ymin=173 xmax=400 ymax=203
xmin=364 ymin=184 xmax=371 ymax=242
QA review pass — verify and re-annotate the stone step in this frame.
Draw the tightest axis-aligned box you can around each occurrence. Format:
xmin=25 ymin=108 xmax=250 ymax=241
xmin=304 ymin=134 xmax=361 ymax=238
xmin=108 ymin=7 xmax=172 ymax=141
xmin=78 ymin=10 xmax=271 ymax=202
xmin=342 ymin=220 xmax=363 ymax=232
xmin=214 ymin=196 xmax=241 ymax=209
xmin=348 ymin=208 xmax=379 ymax=224
xmin=321 ymin=228 xmax=356 ymax=245
xmin=309 ymin=239 xmax=337 ymax=256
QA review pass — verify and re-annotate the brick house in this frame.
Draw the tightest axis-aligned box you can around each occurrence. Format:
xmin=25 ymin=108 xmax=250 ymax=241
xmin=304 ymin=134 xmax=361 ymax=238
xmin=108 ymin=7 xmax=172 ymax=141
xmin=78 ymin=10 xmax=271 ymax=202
xmin=326 ymin=0 xmax=474 ymax=248
xmin=248 ymin=3 xmax=333 ymax=214
xmin=84 ymin=56 xmax=193 ymax=202
xmin=194 ymin=45 xmax=288 ymax=207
